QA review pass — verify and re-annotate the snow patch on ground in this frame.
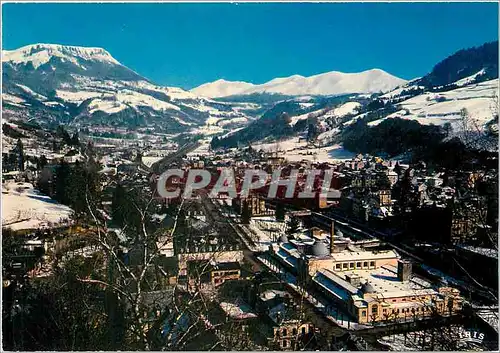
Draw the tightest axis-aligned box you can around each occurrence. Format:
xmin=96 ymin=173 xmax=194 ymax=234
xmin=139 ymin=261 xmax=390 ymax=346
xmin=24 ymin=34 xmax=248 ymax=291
xmin=218 ymin=117 xmax=248 ymax=126
xmin=2 ymin=182 xmax=74 ymax=230
xmin=2 ymin=93 xmax=26 ymax=104
xmin=88 ymin=99 xmax=127 ymax=114
xmin=454 ymin=69 xmax=486 ymax=87
xmin=142 ymin=156 xmax=164 ymax=168
xmin=15 ymin=84 xmax=47 ymax=101
xmin=56 ymin=89 xmax=106 ymax=103
xmin=332 ymin=101 xmax=361 ymax=117
xmin=253 ymin=137 xmax=356 ymax=163
xmin=219 ymin=301 xmax=258 ymax=319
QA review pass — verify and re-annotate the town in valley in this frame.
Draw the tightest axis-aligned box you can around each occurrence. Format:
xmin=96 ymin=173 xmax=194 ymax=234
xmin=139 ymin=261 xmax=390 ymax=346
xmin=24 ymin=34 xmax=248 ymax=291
xmin=1 ymin=2 xmax=499 ymax=351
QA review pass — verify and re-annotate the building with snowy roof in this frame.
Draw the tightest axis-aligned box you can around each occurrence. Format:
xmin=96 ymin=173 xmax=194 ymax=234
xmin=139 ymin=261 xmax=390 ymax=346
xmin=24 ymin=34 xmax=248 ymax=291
xmin=269 ymin=221 xmax=463 ymax=325
xmin=309 ymin=257 xmax=463 ymax=325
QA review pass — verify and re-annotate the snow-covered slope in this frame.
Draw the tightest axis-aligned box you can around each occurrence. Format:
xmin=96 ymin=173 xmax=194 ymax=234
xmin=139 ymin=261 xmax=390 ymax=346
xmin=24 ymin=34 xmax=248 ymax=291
xmin=2 ymin=182 xmax=73 ymax=231
xmin=191 ymin=69 xmax=407 ymax=98
xmin=191 ymin=79 xmax=255 ymax=98
xmin=290 ymin=101 xmax=361 ymax=127
xmin=369 ymin=79 xmax=498 ymax=130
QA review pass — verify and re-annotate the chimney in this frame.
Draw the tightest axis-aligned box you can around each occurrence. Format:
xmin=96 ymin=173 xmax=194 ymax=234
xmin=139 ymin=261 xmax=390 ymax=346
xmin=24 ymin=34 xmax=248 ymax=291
xmin=330 ymin=221 xmax=335 ymax=254
xmin=397 ymin=259 xmax=412 ymax=281
xmin=345 ymin=273 xmax=361 ymax=287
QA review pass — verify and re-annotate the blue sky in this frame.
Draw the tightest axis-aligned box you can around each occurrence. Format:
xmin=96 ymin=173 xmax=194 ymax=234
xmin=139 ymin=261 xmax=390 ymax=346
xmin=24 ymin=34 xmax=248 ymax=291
xmin=2 ymin=2 xmax=498 ymax=89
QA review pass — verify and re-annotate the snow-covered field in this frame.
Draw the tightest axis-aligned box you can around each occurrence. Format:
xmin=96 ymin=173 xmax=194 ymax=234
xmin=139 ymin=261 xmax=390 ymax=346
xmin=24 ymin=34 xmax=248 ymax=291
xmin=190 ymin=125 xmax=225 ymax=136
xmin=253 ymin=137 xmax=356 ymax=163
xmin=330 ymin=101 xmax=361 ymax=117
xmin=253 ymin=137 xmax=308 ymax=152
xmin=2 ymin=182 xmax=73 ymax=231
xmin=58 ymin=88 xmax=182 ymax=114
xmin=370 ymin=79 xmax=498 ymax=129
xmin=2 ymin=93 xmax=26 ymax=105
xmin=290 ymin=101 xmax=361 ymax=127
xmin=285 ymin=144 xmax=356 ymax=163
xmin=186 ymin=140 xmax=211 ymax=157
xmin=142 ymin=156 xmax=164 ymax=168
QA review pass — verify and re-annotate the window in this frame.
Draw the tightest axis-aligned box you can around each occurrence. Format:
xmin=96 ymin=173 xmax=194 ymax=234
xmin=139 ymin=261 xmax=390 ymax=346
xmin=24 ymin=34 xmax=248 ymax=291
xmin=363 ymin=261 xmax=368 ymax=268
xmin=402 ymin=298 xmax=406 ymax=302
xmin=335 ymin=264 xmax=341 ymax=270
xmin=392 ymin=299 xmax=396 ymax=302
xmin=371 ymin=304 xmax=378 ymax=315
xmin=342 ymin=263 xmax=348 ymax=269
xmin=282 ymin=328 xmax=288 ymax=336
xmin=349 ymin=262 xmax=355 ymax=269
xmin=397 ymin=309 xmax=400 ymax=313
xmin=362 ymin=310 xmax=366 ymax=317
xmin=383 ymin=309 xmax=387 ymax=313
xmin=411 ymin=297 xmax=416 ymax=300
xmin=369 ymin=261 xmax=375 ymax=267
xmin=283 ymin=340 xmax=288 ymax=348
xmin=356 ymin=262 xmax=362 ymax=268
xmin=302 ymin=327 xmax=306 ymax=335
xmin=292 ymin=328 xmax=297 ymax=336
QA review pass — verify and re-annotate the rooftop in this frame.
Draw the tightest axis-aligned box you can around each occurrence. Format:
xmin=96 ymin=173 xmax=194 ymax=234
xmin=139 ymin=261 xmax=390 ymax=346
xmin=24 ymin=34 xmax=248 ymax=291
xmin=260 ymin=289 xmax=290 ymax=302
xmin=340 ymin=264 xmax=436 ymax=298
xmin=329 ymin=249 xmax=399 ymax=262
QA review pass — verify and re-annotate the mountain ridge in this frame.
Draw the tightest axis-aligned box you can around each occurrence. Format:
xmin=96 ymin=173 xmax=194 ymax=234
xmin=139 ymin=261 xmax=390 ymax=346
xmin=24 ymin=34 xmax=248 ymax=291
xmin=1 ymin=43 xmax=253 ymax=133
xmin=191 ymin=68 xmax=407 ymax=98
xmin=2 ymin=43 xmax=123 ymax=69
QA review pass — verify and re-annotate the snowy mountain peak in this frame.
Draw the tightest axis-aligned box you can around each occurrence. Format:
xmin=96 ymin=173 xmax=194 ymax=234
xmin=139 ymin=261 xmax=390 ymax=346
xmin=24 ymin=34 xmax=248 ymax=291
xmin=191 ymin=78 xmax=255 ymax=98
xmin=191 ymin=68 xmax=407 ymax=98
xmin=2 ymin=43 xmax=121 ymax=69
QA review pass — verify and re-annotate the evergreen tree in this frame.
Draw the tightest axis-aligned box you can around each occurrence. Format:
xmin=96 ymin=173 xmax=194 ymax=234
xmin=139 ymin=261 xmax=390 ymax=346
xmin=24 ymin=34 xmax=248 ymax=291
xmin=393 ymin=162 xmax=403 ymax=178
xmin=307 ymin=116 xmax=319 ymax=142
xmin=68 ymin=162 xmax=92 ymax=216
xmin=210 ymin=136 xmax=219 ymax=150
xmin=112 ymin=184 xmax=128 ymax=228
xmin=57 ymin=126 xmax=72 ymax=145
xmin=376 ymin=173 xmax=392 ymax=190
xmin=286 ymin=216 xmax=300 ymax=235
xmin=247 ymin=143 xmax=254 ymax=156
xmin=275 ymin=203 xmax=285 ymax=221
xmin=241 ymin=200 xmax=251 ymax=225
xmin=71 ymin=132 xmax=80 ymax=146
xmin=2 ymin=254 xmax=111 ymax=351
xmin=395 ymin=169 xmax=415 ymax=214
xmin=55 ymin=160 xmax=71 ymax=205
xmin=38 ymin=155 xmax=47 ymax=170
xmin=16 ymin=139 xmax=25 ymax=171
